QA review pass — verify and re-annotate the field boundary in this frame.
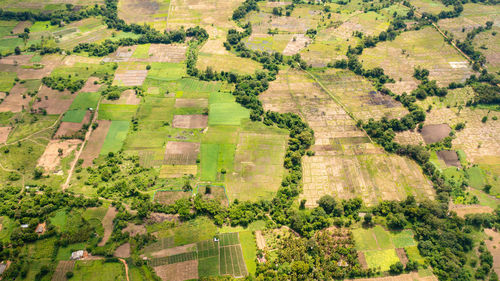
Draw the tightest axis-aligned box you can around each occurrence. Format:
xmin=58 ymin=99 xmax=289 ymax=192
xmin=152 ymin=189 xmax=193 ymax=202
xmin=194 ymin=184 xmax=230 ymax=204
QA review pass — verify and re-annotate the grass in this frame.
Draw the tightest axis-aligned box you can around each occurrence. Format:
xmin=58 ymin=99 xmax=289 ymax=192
xmin=353 ymin=225 xmax=416 ymax=250
xmin=197 ymin=52 xmax=262 ymax=75
xmin=198 ymin=256 xmax=219 ymax=278
xmin=71 ymin=260 xmax=126 ymax=281
xmin=50 ymin=210 xmax=68 ymax=231
xmin=0 ymin=37 xmax=23 ymax=55
xmin=70 ymin=92 xmax=100 ymax=110
xmin=147 ymin=62 xmax=186 ymax=81
xmin=51 ymin=62 xmax=116 ymax=81
xmin=62 ymin=109 xmax=87 ymax=123
xmin=0 ymin=71 xmax=17 ymax=92
xmin=200 ymin=143 xmax=235 ymax=182
xmin=56 ymin=242 xmax=86 ymax=260
xmin=0 ymin=216 xmax=16 ymax=243
xmin=239 ymin=231 xmax=257 ymax=275
xmin=208 ymin=92 xmax=249 ymax=126
xmin=132 ymin=44 xmax=150 ymax=59
xmin=98 ymin=104 xmax=137 ymax=121
xmin=364 ymin=249 xmax=400 ymax=271
xmin=100 ymin=121 xmax=130 ymax=155
xmin=466 ymin=166 xmax=486 ymax=189
xmin=405 ymin=245 xmax=427 ymax=265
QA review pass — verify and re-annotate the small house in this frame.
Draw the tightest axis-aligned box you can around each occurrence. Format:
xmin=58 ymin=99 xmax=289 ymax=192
xmin=70 ymin=250 xmax=85 ymax=260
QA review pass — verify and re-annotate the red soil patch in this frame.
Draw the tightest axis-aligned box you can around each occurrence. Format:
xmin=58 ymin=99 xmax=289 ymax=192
xmin=81 ymin=120 xmax=111 ymax=167
xmin=450 ymin=203 xmax=493 ymax=218
xmin=0 ymin=84 xmax=31 ymax=112
xmin=436 ymin=150 xmax=461 ymax=167
xmin=37 ymin=139 xmax=82 ymax=172
xmin=154 ymin=190 xmax=192 ymax=205
xmin=0 ymin=127 xmax=12 ymax=144
xmin=33 ymin=86 xmax=76 ymax=114
xmin=172 ymin=115 xmax=208 ymax=129
xmin=0 ymin=55 xmax=32 ymax=65
xmin=114 ymin=243 xmax=131 ymax=258
xmin=12 ymin=21 xmax=32 ymax=34
xmin=54 ymin=111 xmax=91 ymax=138
xmin=16 ymin=55 xmax=63 ymax=80
xmin=420 ymin=124 xmax=451 ymax=144
xmin=80 ymin=77 xmax=101 ymax=92
xmin=98 ymin=207 xmax=117 ymax=246
xmin=357 ymin=251 xmax=368 ymax=269
xmin=164 ymin=141 xmax=200 ymax=165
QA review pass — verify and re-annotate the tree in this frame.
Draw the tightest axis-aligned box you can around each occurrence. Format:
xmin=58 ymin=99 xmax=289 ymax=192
xmin=317 ymin=195 xmax=336 ymax=214
xmin=390 ymin=262 xmax=404 ymax=274
xmin=14 ymin=46 xmax=21 ymax=55
xmin=182 ymin=179 xmax=192 ymax=192
xmin=363 ymin=213 xmax=373 ymax=226
xmin=58 ymin=148 xmax=63 ymax=156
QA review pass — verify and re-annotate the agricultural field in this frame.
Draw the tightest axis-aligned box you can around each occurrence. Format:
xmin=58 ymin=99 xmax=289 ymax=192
xmin=260 ymin=68 xmax=434 ymax=207
xmin=360 ymin=27 xmax=473 ymax=94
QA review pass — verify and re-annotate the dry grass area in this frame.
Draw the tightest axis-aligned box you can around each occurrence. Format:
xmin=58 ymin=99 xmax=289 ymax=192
xmin=147 ymin=44 xmax=187 ymax=63
xmin=118 ymin=0 xmax=169 ymax=25
xmin=196 ymin=52 xmax=262 ymax=75
xmin=52 ymin=261 xmax=75 ymax=281
xmin=394 ymin=129 xmax=425 ymax=146
xmin=98 ymin=207 xmax=117 ymax=246
xmin=81 ymin=120 xmax=111 ymax=167
xmin=33 ymin=86 xmax=76 ymax=114
xmin=0 ymin=84 xmax=31 ymax=113
xmin=200 ymin=38 xmax=230 ymax=55
xmin=80 ymin=77 xmax=101 ymax=93
xmin=311 ymin=69 xmax=409 ymax=121
xmin=175 ymin=98 xmax=208 ymax=108
xmin=360 ymin=27 xmax=473 ymax=94
xmin=155 ymin=190 xmax=192 ymax=205
xmin=122 ymin=223 xmax=146 ymax=237
xmin=37 ymin=139 xmax=81 ymax=172
xmin=114 ymin=243 xmax=131 ymax=258
xmin=172 ymin=115 xmax=207 ymax=129
xmin=150 ymin=243 xmax=196 ymax=258
xmin=347 ymin=272 xmax=438 ymax=281
xmin=103 ymin=46 xmax=136 ymax=63
xmin=16 ymin=54 xmax=64 ymax=80
xmin=282 ymin=34 xmax=312 ymax=56
xmin=473 ymin=26 xmax=500 ymax=74
xmin=0 ymin=127 xmax=11 ymax=144
xmin=450 ymin=202 xmax=493 ymax=218
xmin=113 ymin=70 xmax=148 ymax=86
xmin=260 ymin=68 xmax=434 ymax=207
xmin=159 ymin=165 xmax=198 ymax=178
xmin=164 ymin=141 xmax=200 ymax=165
xmin=248 ymin=10 xmax=320 ymax=34
xmin=153 ymin=260 xmax=198 ymax=281
xmin=167 ymin=0 xmax=243 ymax=30
xmin=484 ymin=229 xmax=500 ymax=277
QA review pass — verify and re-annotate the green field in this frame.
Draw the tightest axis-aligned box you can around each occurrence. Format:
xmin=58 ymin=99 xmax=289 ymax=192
xmin=200 ymin=143 xmax=235 ymax=181
xmin=208 ymin=92 xmax=249 ymax=126
xmin=70 ymin=92 xmax=100 ymax=110
xmin=146 ymin=62 xmax=186 ymax=81
xmin=98 ymin=104 xmax=137 ymax=121
xmin=132 ymin=44 xmax=151 ymax=58
xmin=364 ymin=249 xmax=400 ymax=271
xmin=62 ymin=109 xmax=87 ymax=123
xmin=70 ymin=260 xmax=126 ymax=281
xmin=100 ymin=121 xmax=130 ymax=155
xmin=239 ymin=231 xmax=257 ymax=275
xmin=0 ymin=216 xmax=16 ymax=243
xmin=0 ymin=71 xmax=17 ymax=92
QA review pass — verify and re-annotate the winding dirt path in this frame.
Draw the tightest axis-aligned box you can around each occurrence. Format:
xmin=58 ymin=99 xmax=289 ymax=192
xmin=119 ymin=258 xmax=130 ymax=281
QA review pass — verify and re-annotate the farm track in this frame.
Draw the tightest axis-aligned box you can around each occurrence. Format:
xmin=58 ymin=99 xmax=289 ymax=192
xmin=62 ymin=97 xmax=101 ymax=190
xmin=119 ymin=258 xmax=130 ymax=281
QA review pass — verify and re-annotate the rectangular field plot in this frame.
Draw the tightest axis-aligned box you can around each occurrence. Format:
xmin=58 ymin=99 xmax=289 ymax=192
xmin=208 ymin=92 xmax=249 ymax=126
xmin=100 ymin=121 xmax=130 ymax=155
xmin=172 ymin=115 xmax=208 ymax=129
xmin=364 ymin=249 xmax=400 ymax=271
xmin=198 ymin=256 xmax=220 ymax=278
xmin=164 ymin=141 xmax=200 ymax=165
xmin=219 ymin=245 xmax=248 ymax=278
xmin=154 ymin=190 xmax=192 ymax=205
xmin=226 ymin=130 xmax=287 ymax=202
xmin=311 ymin=69 xmax=408 ymax=121
xmin=219 ymin=232 xmax=239 ymax=247
xmin=153 ymin=260 xmax=199 ymax=281
xmin=200 ymin=143 xmax=235 ymax=182
xmin=197 ymin=52 xmax=263 ymax=76
xmin=352 ymin=226 xmax=416 ymax=251
xmin=197 ymin=239 xmax=219 ymax=259
xmin=98 ymin=104 xmax=138 ymax=121
xmin=360 ymin=27 xmax=473 ymax=94
xmin=159 ymin=165 xmax=197 ymax=178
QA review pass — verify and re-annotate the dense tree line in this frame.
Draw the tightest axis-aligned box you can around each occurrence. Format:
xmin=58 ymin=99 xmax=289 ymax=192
xmin=232 ymin=0 xmax=261 ymax=20
xmin=41 ymin=76 xmax=85 ymax=93
xmin=455 ymin=21 xmax=493 ymax=68
xmin=0 ymin=4 xmax=103 ymax=25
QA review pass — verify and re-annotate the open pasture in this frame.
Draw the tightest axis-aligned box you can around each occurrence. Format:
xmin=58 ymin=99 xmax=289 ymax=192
xmin=155 ymin=190 xmax=192 ymax=205
xmin=225 ymin=126 xmax=287 ymax=202
xmin=118 ymin=0 xmax=170 ymax=26
xmin=153 ymin=260 xmax=199 ymax=281
xmin=0 ymin=71 xmax=17 ymax=92
xmin=0 ymin=127 xmax=11 ymax=144
xmin=98 ymin=104 xmax=138 ymax=121
xmin=200 ymin=142 xmax=236 ymax=182
xmin=473 ymin=26 xmax=500 ymax=74
xmin=172 ymin=114 xmax=207 ymax=129
xmin=244 ymin=34 xmax=292 ymax=53
xmin=164 ymin=141 xmax=200 ymax=165
xmin=360 ymin=27 xmax=473 ymax=94
xmin=71 ymin=260 xmax=126 ymax=281
xmin=411 ymin=0 xmax=453 ymax=14
xmin=166 ymin=0 xmax=242 ymax=30
xmin=208 ymin=92 xmax=249 ymax=126
xmin=196 ymin=52 xmax=262 ymax=75
xmin=311 ymin=68 xmax=409 ymax=121
xmin=159 ymin=164 xmax=198 ymax=178
xmin=52 ymin=261 xmax=75 ymax=281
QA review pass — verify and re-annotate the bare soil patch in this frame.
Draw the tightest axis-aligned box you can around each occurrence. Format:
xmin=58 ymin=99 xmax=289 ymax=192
xmin=172 ymin=115 xmax=207 ymax=129
xmin=122 ymin=223 xmax=146 ymax=237
xmin=0 ymin=54 xmax=32 ymax=65
xmin=98 ymin=207 xmax=117 ymax=246
xmin=154 ymin=260 xmax=198 ymax=281
xmin=450 ymin=203 xmax=493 ymax=218
xmin=164 ymin=141 xmax=200 ymax=165
xmin=147 ymin=213 xmax=179 ymax=224
xmin=114 ymin=70 xmax=148 ymax=86
xmin=16 ymin=55 xmax=63 ymax=80
xmin=357 ymin=251 xmax=368 ymax=269
xmin=81 ymin=120 xmax=111 ymax=167
xmin=54 ymin=111 xmax=91 ymax=138
xmin=151 ymin=243 xmax=196 ymax=258
xmin=396 ymin=248 xmax=409 ymax=266
xmin=0 ymin=84 xmax=31 ymax=113
xmin=155 ymin=190 xmax=191 ymax=205
xmin=103 ymin=46 xmax=136 ymax=63
xmin=102 ymin=89 xmax=140 ymax=105
xmin=255 ymin=230 xmax=266 ymax=250
xmin=394 ymin=129 xmax=425 ymax=146
xmin=420 ymin=124 xmax=451 ymax=144
xmin=80 ymin=77 xmax=101 ymax=93
xmin=436 ymin=150 xmax=460 ymax=167
xmin=37 ymin=139 xmax=82 ymax=172
xmin=114 ymin=243 xmax=131 ymax=258
xmin=147 ymin=44 xmax=187 ymax=63
xmin=0 ymin=127 xmax=12 ymax=144
xmin=283 ymin=34 xmax=311 ymax=56
xmin=12 ymin=21 xmax=32 ymax=34
xmin=52 ymin=261 xmax=75 ymax=281
xmin=484 ymin=229 xmax=500 ymax=276
xmin=174 ymin=98 xmax=208 ymax=108
xmin=33 ymin=86 xmax=76 ymax=114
